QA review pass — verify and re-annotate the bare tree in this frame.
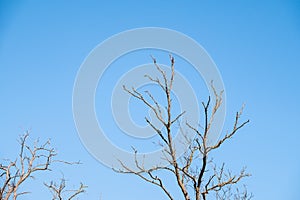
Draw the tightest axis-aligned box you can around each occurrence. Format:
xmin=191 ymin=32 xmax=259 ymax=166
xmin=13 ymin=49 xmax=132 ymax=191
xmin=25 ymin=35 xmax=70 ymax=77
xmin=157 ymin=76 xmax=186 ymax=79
xmin=0 ymin=132 xmax=86 ymax=200
xmin=115 ymin=56 xmax=252 ymax=200
xmin=44 ymin=177 xmax=87 ymax=200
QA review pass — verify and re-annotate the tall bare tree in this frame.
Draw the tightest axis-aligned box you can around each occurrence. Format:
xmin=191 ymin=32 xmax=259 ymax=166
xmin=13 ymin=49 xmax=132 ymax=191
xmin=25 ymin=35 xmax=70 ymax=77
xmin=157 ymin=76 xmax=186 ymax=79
xmin=0 ymin=132 xmax=86 ymax=200
xmin=115 ymin=56 xmax=252 ymax=200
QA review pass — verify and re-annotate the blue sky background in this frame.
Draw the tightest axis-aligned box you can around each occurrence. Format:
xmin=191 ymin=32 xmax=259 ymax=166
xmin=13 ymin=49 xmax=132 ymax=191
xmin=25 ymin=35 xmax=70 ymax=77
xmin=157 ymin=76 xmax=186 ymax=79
xmin=1 ymin=1 xmax=300 ymax=199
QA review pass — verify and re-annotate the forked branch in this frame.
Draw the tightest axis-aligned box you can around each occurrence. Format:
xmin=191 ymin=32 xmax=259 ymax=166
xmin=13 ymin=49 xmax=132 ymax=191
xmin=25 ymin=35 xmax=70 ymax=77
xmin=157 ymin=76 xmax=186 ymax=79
xmin=115 ymin=56 xmax=252 ymax=200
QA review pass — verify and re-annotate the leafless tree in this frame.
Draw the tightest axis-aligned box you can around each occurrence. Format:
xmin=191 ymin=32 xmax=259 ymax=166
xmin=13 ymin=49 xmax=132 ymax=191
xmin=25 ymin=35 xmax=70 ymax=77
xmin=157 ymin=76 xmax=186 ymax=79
xmin=44 ymin=177 xmax=87 ymax=200
xmin=115 ymin=56 xmax=252 ymax=200
xmin=0 ymin=132 xmax=86 ymax=200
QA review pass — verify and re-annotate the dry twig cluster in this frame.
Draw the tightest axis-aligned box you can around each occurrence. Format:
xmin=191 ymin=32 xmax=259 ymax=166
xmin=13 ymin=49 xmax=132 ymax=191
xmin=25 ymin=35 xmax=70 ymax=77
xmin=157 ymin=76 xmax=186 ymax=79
xmin=0 ymin=132 xmax=86 ymax=200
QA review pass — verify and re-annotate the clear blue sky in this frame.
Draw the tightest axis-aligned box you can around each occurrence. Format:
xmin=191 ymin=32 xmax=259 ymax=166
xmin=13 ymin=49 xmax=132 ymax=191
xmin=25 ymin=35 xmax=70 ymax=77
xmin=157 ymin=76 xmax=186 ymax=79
xmin=1 ymin=1 xmax=300 ymax=199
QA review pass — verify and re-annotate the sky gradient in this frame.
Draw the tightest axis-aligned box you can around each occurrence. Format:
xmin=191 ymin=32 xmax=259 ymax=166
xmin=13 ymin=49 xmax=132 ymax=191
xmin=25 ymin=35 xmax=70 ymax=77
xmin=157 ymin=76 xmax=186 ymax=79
xmin=1 ymin=1 xmax=300 ymax=199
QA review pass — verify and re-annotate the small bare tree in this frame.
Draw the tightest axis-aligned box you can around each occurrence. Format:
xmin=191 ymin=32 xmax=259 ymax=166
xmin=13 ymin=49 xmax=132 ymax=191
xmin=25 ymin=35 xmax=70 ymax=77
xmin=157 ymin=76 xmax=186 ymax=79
xmin=44 ymin=177 xmax=87 ymax=200
xmin=0 ymin=132 xmax=86 ymax=200
xmin=115 ymin=56 xmax=252 ymax=200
